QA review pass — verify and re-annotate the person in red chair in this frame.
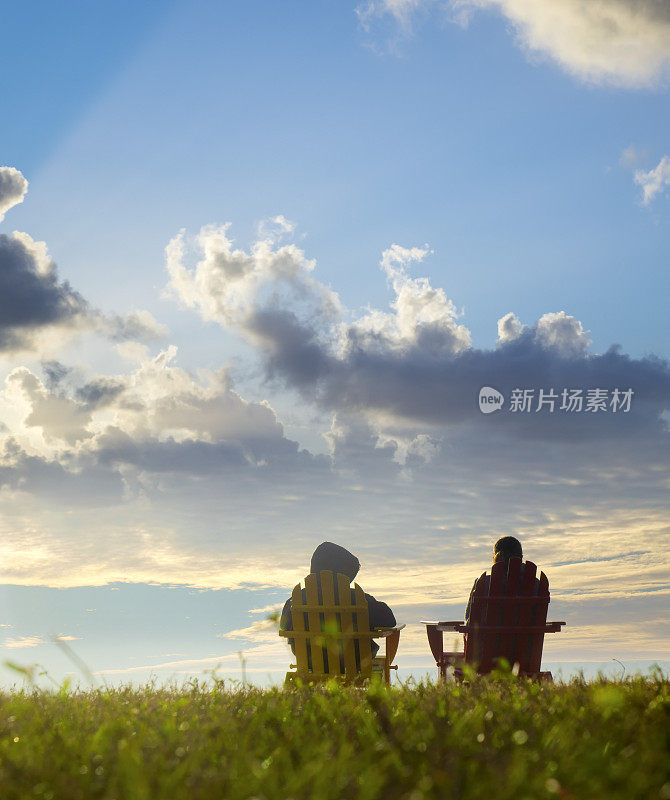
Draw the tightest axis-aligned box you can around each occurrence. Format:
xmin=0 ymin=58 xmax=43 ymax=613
xmin=465 ymin=536 xmax=540 ymax=623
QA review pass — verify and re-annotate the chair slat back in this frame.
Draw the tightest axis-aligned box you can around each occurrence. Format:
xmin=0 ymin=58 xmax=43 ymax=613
xmin=515 ymin=560 xmax=538 ymax=670
xmin=288 ymin=570 xmax=373 ymax=679
xmin=291 ymin=581 xmax=309 ymax=669
xmin=528 ymin=570 xmax=550 ymax=673
xmin=336 ymin=572 xmax=359 ymax=678
xmin=464 ymin=558 xmax=551 ymax=675
xmin=320 ymin=570 xmax=343 ymax=675
xmin=304 ymin=572 xmax=326 ymax=674
xmin=354 ymin=583 xmax=373 ymax=677
xmin=466 ymin=571 xmax=489 ymax=667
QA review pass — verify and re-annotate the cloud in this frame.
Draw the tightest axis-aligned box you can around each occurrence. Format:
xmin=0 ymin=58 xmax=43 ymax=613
xmin=75 ymin=377 xmax=126 ymax=410
xmin=0 ymin=346 xmax=326 ymax=498
xmin=357 ymin=0 xmax=427 ymax=33
xmin=257 ymin=215 xmax=297 ymax=241
xmin=0 ymin=231 xmax=89 ymax=352
xmin=4 ymin=635 xmax=45 ymax=649
xmin=7 ymin=368 xmax=93 ymax=445
xmin=634 ymin=155 xmax=670 ymax=205
xmin=0 ymin=231 xmax=166 ymax=355
xmin=0 ymin=437 xmax=125 ymax=505
xmin=0 ymin=167 xmax=28 ymax=222
xmin=0 ymin=212 xmax=664 ymax=668
xmin=85 ymin=346 xmax=324 ymax=474
xmin=619 ymin=145 xmax=645 ymax=169
xmin=166 ymin=223 xmax=670 ymax=440
xmin=101 ymin=309 xmax=169 ymax=342
xmin=533 ymin=310 xmax=590 ymax=358
xmin=165 ymin=223 xmax=340 ymax=331
xmin=219 ymin=617 xmax=278 ymax=642
xmin=0 ymin=169 xmax=166 ymax=355
xmin=361 ymin=0 xmax=670 ymax=87
xmin=497 ymin=311 xmax=524 ymax=343
xmin=248 ymin=603 xmax=283 ymax=615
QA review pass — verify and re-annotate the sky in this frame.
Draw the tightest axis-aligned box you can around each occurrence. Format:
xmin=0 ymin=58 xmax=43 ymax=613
xmin=0 ymin=0 xmax=668 ymax=686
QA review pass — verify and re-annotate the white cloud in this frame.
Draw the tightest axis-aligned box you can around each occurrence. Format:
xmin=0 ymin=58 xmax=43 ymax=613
xmin=634 ymin=155 xmax=670 ymax=205
xmin=0 ymin=167 xmax=28 ymax=222
xmin=248 ymin=603 xmax=283 ymax=615
xmin=4 ymin=635 xmax=44 ymax=649
xmin=164 ymin=223 xmax=341 ymax=334
xmin=257 ymin=215 xmax=297 ymax=241
xmin=357 ymin=0 xmax=427 ymax=32
xmin=497 ymin=311 xmax=524 ymax=343
xmin=534 ymin=310 xmax=591 ymax=358
xmin=219 ymin=617 xmax=279 ymax=642
xmin=362 ymin=0 xmax=670 ymax=87
xmin=347 ymin=243 xmax=471 ymax=356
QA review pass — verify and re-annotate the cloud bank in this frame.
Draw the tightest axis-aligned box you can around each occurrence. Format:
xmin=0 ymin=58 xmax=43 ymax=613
xmin=0 ymin=214 xmax=665 ymax=671
xmin=166 ymin=225 xmax=670 ymax=441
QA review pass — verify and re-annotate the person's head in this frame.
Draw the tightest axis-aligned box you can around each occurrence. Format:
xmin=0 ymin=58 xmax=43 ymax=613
xmin=493 ymin=536 xmax=523 ymax=563
xmin=310 ymin=542 xmax=360 ymax=580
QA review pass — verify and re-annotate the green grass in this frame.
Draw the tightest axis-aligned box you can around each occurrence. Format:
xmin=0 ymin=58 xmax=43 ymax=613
xmin=0 ymin=670 xmax=667 ymax=800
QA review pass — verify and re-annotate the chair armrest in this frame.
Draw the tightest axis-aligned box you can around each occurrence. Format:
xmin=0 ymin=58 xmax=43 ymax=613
xmin=547 ymin=621 xmax=566 ymax=632
xmin=372 ymin=625 xmax=404 ymax=666
xmin=421 ymin=620 xmax=464 ymax=631
xmin=371 ymin=624 xmax=406 ymax=637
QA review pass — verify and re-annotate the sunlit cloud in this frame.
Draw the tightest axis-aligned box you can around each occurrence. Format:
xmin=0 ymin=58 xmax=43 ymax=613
xmin=359 ymin=0 xmax=670 ymax=87
xmin=4 ymin=635 xmax=45 ymax=649
xmin=0 ymin=166 xmax=28 ymax=222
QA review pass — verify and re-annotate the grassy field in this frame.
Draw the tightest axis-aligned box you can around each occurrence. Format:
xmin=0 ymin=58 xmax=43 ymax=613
xmin=0 ymin=669 xmax=667 ymax=800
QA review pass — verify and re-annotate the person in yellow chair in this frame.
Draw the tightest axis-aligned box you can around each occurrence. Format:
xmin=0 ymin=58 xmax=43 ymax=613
xmin=280 ymin=541 xmax=396 ymax=660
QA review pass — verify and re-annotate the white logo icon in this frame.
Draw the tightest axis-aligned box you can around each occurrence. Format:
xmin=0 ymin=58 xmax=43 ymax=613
xmin=479 ymin=386 xmax=504 ymax=414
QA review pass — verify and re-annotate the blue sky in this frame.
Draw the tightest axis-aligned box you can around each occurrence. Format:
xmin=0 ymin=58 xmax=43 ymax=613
xmin=0 ymin=0 xmax=668 ymax=685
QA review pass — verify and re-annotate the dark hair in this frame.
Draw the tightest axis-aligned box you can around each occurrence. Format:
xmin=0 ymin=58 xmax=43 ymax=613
xmin=493 ymin=536 xmax=523 ymax=562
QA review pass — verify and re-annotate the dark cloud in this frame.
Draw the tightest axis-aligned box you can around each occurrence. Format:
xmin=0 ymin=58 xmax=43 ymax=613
xmin=0 ymin=232 xmax=89 ymax=351
xmin=248 ymin=307 xmax=334 ymax=389
xmin=93 ymin=426 xmax=249 ymax=474
xmin=0 ymin=165 xmax=166 ymax=352
xmin=166 ymin=228 xmax=670 ymax=443
xmin=0 ymin=231 xmax=166 ymax=352
xmin=93 ymin=424 xmax=327 ymax=476
xmin=41 ymin=360 xmax=73 ymax=392
xmin=0 ymin=438 xmax=123 ymax=506
xmin=75 ymin=378 xmax=126 ymax=410
xmin=242 ymin=310 xmax=670 ymax=442
xmin=101 ymin=310 xmax=168 ymax=342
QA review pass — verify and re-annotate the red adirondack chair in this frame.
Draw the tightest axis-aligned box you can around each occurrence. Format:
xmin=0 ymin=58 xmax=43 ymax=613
xmin=422 ymin=558 xmax=565 ymax=680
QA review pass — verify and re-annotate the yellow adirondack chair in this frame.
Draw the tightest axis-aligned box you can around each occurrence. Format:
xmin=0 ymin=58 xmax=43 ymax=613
xmin=279 ymin=569 xmax=404 ymax=684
